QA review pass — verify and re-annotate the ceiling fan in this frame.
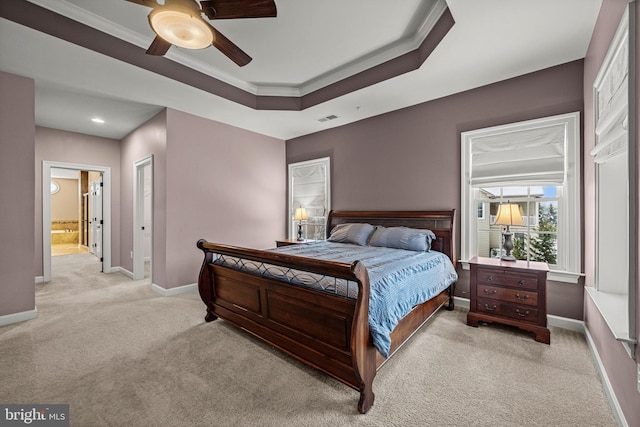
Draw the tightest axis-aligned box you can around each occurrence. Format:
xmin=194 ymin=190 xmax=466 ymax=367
xmin=126 ymin=0 xmax=277 ymax=66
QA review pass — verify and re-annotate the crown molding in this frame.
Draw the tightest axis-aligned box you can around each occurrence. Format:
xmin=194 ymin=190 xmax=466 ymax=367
xmin=259 ymin=0 xmax=448 ymax=97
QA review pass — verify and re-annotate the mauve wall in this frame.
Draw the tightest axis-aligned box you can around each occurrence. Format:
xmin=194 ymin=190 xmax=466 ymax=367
xmin=287 ymin=60 xmax=584 ymax=319
xmin=0 ymin=71 xmax=35 ymax=317
xmin=35 ymin=127 xmax=121 ymax=277
xmin=119 ymin=108 xmax=286 ymax=290
xmin=163 ymin=109 xmax=285 ymax=289
xmin=120 ymin=110 xmax=167 ymax=285
xmin=583 ymin=0 xmax=640 ymax=425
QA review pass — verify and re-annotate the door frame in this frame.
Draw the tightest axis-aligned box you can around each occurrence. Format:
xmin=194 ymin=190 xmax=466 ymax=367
xmin=133 ymin=155 xmax=153 ymax=281
xmin=43 ymin=161 xmax=112 ymax=282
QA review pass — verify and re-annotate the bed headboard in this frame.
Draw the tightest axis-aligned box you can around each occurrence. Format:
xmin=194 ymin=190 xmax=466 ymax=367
xmin=326 ymin=210 xmax=457 ymax=268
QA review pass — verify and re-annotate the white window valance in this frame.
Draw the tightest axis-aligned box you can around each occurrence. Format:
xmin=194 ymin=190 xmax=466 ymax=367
xmin=469 ymin=123 xmax=566 ymax=187
xmin=290 ymin=162 xmax=328 ymax=214
xmin=591 ymin=22 xmax=630 ymax=164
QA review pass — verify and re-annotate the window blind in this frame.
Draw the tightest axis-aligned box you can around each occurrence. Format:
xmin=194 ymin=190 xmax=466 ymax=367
xmin=591 ymin=64 xmax=629 ymax=164
xmin=291 ymin=163 xmax=327 ymax=217
xmin=469 ymin=123 xmax=566 ymax=187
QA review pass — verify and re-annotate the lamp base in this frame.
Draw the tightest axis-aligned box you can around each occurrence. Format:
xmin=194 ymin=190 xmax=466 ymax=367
xmin=297 ymin=223 xmax=304 ymax=241
xmin=501 ymin=230 xmax=516 ymax=262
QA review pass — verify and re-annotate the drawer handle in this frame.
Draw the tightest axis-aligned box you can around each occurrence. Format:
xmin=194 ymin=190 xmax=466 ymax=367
xmin=515 ymin=293 xmax=529 ymax=301
xmin=515 ymin=309 xmax=530 ymax=317
xmin=518 ymin=279 xmax=526 ymax=287
xmin=483 ymin=304 xmax=497 ymax=311
xmin=487 ymin=275 xmax=494 ymax=282
xmin=483 ymin=289 xmax=497 ymax=295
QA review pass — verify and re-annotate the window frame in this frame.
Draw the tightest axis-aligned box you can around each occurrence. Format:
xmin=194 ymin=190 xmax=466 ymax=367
xmin=461 ymin=112 xmax=581 ymax=283
xmin=287 ymin=157 xmax=331 ymax=241
xmin=586 ymin=3 xmax=636 ymax=358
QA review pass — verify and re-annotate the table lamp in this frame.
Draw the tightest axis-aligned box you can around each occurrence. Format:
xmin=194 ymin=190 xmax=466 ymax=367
xmin=293 ymin=206 xmax=308 ymax=241
xmin=493 ymin=202 xmax=525 ymax=261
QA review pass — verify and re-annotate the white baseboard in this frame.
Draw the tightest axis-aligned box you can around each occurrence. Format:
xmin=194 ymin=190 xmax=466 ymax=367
xmin=0 ymin=308 xmax=38 ymax=327
xmin=547 ymin=314 xmax=585 ymax=333
xmin=151 ymin=282 xmax=198 ymax=297
xmin=584 ymin=326 xmax=628 ymax=427
xmin=454 ymin=296 xmax=470 ymax=308
xmin=35 ymin=276 xmax=44 ymax=283
xmin=111 ymin=266 xmax=134 ymax=279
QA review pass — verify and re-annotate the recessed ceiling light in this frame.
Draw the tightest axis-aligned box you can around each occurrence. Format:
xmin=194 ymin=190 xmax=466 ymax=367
xmin=91 ymin=118 xmax=105 ymax=124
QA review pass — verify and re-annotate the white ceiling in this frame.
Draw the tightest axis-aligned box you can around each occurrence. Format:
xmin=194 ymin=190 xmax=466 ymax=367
xmin=0 ymin=0 xmax=602 ymax=141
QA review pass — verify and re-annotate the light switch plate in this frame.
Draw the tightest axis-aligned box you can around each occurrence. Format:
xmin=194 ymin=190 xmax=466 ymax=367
xmin=637 ymin=363 xmax=640 ymax=394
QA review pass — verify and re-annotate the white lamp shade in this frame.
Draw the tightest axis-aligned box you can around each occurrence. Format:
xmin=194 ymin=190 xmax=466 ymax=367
xmin=149 ymin=8 xmax=213 ymax=49
xmin=494 ymin=203 xmax=525 ymax=226
xmin=293 ymin=207 xmax=308 ymax=221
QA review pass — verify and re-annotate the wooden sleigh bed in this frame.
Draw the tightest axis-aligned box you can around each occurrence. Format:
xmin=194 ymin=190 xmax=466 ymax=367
xmin=196 ymin=210 xmax=457 ymax=413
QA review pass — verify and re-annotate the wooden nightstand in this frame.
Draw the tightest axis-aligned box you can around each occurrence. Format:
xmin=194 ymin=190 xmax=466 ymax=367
xmin=466 ymin=256 xmax=550 ymax=344
xmin=275 ymin=239 xmax=315 ymax=247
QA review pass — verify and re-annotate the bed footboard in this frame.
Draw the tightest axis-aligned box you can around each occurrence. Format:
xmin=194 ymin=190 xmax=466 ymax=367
xmin=197 ymin=240 xmax=377 ymax=413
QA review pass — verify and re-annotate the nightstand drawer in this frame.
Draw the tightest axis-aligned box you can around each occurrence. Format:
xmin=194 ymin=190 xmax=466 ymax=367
xmin=476 ymin=268 xmax=539 ymax=290
xmin=477 ymin=298 xmax=540 ymax=323
xmin=477 ymin=285 xmax=538 ymax=306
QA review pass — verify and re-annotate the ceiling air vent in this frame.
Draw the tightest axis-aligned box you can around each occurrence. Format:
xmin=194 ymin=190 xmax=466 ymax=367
xmin=317 ymin=114 xmax=338 ymax=123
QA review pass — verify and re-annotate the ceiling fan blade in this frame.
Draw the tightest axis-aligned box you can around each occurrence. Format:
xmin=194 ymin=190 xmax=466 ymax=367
xmin=125 ymin=0 xmax=159 ymax=8
xmin=208 ymin=24 xmax=252 ymax=66
xmin=200 ymin=0 xmax=276 ymax=20
xmin=146 ymin=36 xmax=172 ymax=56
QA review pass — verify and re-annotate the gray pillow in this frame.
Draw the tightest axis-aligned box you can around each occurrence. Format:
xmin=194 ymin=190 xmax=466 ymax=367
xmin=368 ymin=226 xmax=436 ymax=252
xmin=327 ymin=223 xmax=376 ymax=246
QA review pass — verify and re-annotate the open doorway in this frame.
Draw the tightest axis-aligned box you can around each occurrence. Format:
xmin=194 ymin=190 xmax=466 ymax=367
xmin=133 ymin=156 xmax=153 ymax=281
xmin=49 ymin=168 xmax=104 ymax=258
xmin=43 ymin=161 xmax=112 ymax=282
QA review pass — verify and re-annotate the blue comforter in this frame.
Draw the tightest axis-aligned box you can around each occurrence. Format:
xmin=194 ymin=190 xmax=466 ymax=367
xmin=272 ymin=242 xmax=458 ymax=357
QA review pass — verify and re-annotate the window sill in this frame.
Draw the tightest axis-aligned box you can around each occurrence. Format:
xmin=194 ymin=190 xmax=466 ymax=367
xmin=459 ymin=260 xmax=582 ymax=284
xmin=547 ymin=270 xmax=583 ymax=284
xmin=585 ymin=287 xmax=636 ymax=358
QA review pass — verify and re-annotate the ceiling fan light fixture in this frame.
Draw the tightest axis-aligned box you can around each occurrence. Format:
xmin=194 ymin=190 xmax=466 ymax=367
xmin=149 ymin=8 xmax=214 ymax=50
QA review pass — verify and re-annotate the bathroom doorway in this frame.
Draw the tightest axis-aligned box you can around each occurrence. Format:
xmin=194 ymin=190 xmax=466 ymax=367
xmin=50 ymin=168 xmax=103 ymax=258
xmin=43 ymin=161 xmax=112 ymax=282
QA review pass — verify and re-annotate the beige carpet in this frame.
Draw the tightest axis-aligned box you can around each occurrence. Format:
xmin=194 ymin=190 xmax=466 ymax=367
xmin=0 ymin=254 xmax=616 ymax=426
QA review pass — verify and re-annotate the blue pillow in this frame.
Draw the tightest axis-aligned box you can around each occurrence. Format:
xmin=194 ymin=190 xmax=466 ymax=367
xmin=327 ymin=223 xmax=376 ymax=246
xmin=368 ymin=226 xmax=436 ymax=252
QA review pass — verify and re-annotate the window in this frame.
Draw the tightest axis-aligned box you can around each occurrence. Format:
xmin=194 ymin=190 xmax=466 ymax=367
xmin=461 ymin=112 xmax=581 ymax=283
xmin=586 ymin=3 xmax=636 ymax=358
xmin=288 ymin=157 xmax=330 ymax=240
xmin=477 ymin=187 xmax=558 ymax=264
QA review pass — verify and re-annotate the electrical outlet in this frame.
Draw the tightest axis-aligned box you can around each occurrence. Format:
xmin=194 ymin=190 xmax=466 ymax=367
xmin=130 ymin=251 xmax=133 ymax=259
xmin=637 ymin=363 xmax=640 ymax=394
